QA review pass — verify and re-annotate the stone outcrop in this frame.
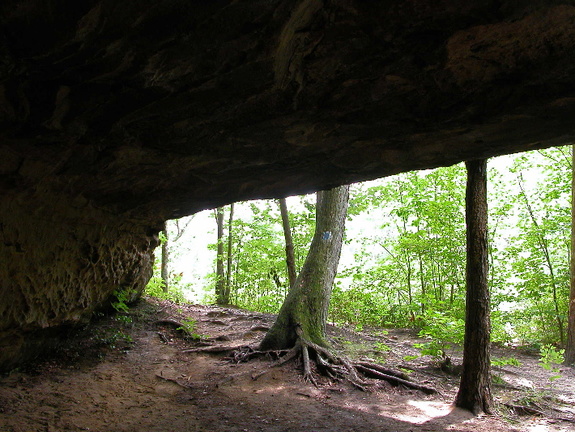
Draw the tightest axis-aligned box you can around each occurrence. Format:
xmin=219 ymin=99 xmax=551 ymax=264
xmin=0 ymin=189 xmax=157 ymax=368
xmin=1 ymin=0 xmax=575 ymax=369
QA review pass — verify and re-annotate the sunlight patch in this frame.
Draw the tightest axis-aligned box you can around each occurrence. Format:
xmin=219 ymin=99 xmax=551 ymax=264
xmin=524 ymin=421 xmax=553 ymax=432
xmin=253 ymin=384 xmax=288 ymax=394
xmin=392 ymin=400 xmax=452 ymax=424
xmin=514 ymin=377 xmax=534 ymax=388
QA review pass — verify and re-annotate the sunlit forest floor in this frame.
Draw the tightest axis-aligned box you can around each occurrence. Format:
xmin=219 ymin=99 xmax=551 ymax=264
xmin=1 ymin=297 xmax=574 ymax=432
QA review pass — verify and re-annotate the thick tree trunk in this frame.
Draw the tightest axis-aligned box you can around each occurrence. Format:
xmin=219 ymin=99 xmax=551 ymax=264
xmin=260 ymin=185 xmax=350 ymax=350
xmin=566 ymin=145 xmax=575 ymax=365
xmin=455 ymin=159 xmax=494 ymax=414
xmin=215 ymin=207 xmax=226 ymax=305
xmin=161 ymin=229 xmax=170 ymax=293
xmin=225 ymin=203 xmax=235 ymax=303
xmin=279 ymin=198 xmax=297 ymax=289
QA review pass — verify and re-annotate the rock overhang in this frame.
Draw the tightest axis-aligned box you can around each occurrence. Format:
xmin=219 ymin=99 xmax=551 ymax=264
xmin=0 ymin=0 xmax=574 ymax=368
xmin=1 ymin=0 xmax=575 ymax=217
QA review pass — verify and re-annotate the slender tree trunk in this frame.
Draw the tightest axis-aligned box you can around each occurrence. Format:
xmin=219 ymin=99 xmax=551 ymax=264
xmin=566 ymin=145 xmax=575 ymax=365
xmin=161 ymin=229 xmax=170 ymax=292
xmin=215 ymin=207 xmax=226 ymax=305
xmin=406 ymin=258 xmax=413 ymax=306
xmin=260 ymin=185 xmax=350 ymax=350
xmin=159 ymin=218 xmax=193 ymax=293
xmin=225 ymin=203 xmax=235 ymax=303
xmin=455 ymin=159 xmax=494 ymax=415
xmin=518 ymin=176 xmax=565 ymax=344
xmin=279 ymin=198 xmax=297 ymax=289
xmin=419 ymin=252 xmax=426 ymax=315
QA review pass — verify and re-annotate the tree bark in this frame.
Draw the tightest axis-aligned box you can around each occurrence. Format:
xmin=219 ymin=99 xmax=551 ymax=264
xmin=215 ymin=207 xmax=226 ymax=305
xmin=160 ymin=219 xmax=193 ymax=293
xmin=260 ymin=185 xmax=350 ymax=350
xmin=279 ymin=198 xmax=297 ymax=289
xmin=455 ymin=159 xmax=494 ymax=414
xmin=566 ymin=145 xmax=575 ymax=365
xmin=225 ymin=203 xmax=235 ymax=303
xmin=160 ymin=229 xmax=170 ymax=292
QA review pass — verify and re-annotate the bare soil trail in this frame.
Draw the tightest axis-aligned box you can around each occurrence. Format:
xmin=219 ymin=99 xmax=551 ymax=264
xmin=1 ymin=297 xmax=574 ymax=432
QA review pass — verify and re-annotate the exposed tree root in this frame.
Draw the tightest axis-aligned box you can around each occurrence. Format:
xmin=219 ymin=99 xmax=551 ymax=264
xmin=155 ymin=319 xmax=195 ymax=338
xmin=180 ymin=328 xmax=437 ymax=395
xmin=296 ymin=333 xmax=367 ymax=390
xmin=354 ymin=364 xmax=437 ymax=394
xmin=181 ymin=344 xmax=249 ymax=354
xmin=156 ymin=318 xmax=187 ymax=329
xmin=504 ymin=402 xmax=546 ymax=417
xmin=239 ymin=329 xmax=438 ymax=394
xmin=355 ymin=361 xmax=410 ymax=380
xmin=155 ymin=373 xmax=193 ymax=389
xmin=504 ymin=400 xmax=575 ymax=424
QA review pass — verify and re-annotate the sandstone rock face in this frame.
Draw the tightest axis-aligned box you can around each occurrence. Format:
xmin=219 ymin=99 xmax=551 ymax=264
xmin=0 ymin=189 xmax=157 ymax=368
xmin=1 ymin=0 xmax=575 ymax=368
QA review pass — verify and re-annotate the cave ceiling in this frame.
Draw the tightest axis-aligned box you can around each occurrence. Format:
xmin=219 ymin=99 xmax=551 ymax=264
xmin=2 ymin=0 xmax=575 ymax=220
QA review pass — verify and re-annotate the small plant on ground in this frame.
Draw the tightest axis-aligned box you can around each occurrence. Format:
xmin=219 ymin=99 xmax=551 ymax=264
xmin=177 ymin=318 xmax=203 ymax=340
xmin=373 ymin=342 xmax=391 ymax=353
xmin=371 ymin=342 xmax=391 ymax=361
xmin=403 ymin=354 xmax=419 ymax=361
xmin=145 ymin=276 xmax=187 ymax=304
xmin=492 ymin=356 xmax=522 ymax=367
xmin=414 ymin=312 xmax=465 ymax=364
xmin=115 ymin=315 xmax=133 ymax=324
xmin=414 ymin=339 xmax=449 ymax=361
xmin=492 ymin=374 xmax=506 ymax=385
xmin=94 ymin=328 xmax=134 ymax=349
xmin=111 ymin=288 xmax=135 ymax=312
xmin=538 ymin=344 xmax=564 ymax=382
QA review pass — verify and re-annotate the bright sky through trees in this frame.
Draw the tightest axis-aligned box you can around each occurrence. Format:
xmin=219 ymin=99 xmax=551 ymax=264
xmin=167 ymin=153 xmax=526 ymax=300
xmin=150 ymin=147 xmax=571 ymax=371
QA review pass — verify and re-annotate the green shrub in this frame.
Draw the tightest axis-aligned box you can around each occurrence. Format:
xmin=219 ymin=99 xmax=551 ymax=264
xmin=111 ymin=288 xmax=134 ymax=312
xmin=415 ymin=311 xmax=465 ymax=361
xmin=145 ymin=277 xmax=187 ymax=304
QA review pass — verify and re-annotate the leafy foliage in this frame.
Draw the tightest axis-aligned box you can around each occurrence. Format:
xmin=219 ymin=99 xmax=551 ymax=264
xmin=145 ymin=276 xmax=187 ymax=304
xmin=492 ymin=357 xmax=522 ymax=367
xmin=176 ymin=318 xmax=204 ymax=340
xmin=415 ymin=311 xmax=465 ymax=360
xmin=111 ymin=288 xmax=134 ymax=312
xmin=158 ymin=147 xmax=572 ymax=351
xmin=493 ymin=148 xmax=571 ymax=345
xmin=207 ymin=198 xmax=315 ymax=312
xmin=331 ymin=165 xmax=468 ymax=347
xmin=331 ymin=149 xmax=571 ymax=350
xmin=539 ymin=344 xmax=565 ymax=382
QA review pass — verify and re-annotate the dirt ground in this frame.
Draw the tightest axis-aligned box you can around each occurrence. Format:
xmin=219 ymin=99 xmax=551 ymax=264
xmin=1 ymin=297 xmax=574 ymax=432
